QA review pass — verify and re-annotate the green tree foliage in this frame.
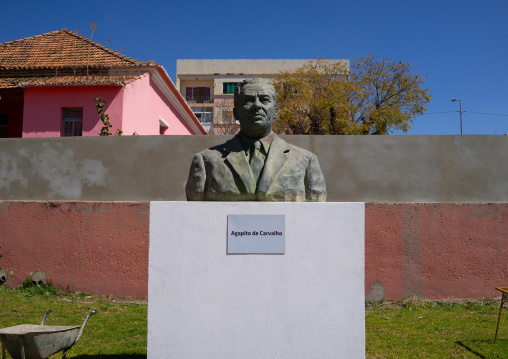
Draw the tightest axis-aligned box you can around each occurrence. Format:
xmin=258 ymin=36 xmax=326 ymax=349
xmin=272 ymin=55 xmax=432 ymax=135
xmin=95 ymin=97 xmax=113 ymax=136
xmin=94 ymin=97 xmax=124 ymax=136
xmin=272 ymin=59 xmax=349 ymax=134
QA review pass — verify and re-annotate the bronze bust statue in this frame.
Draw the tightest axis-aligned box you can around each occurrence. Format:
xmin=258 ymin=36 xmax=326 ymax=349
xmin=186 ymin=78 xmax=326 ymax=201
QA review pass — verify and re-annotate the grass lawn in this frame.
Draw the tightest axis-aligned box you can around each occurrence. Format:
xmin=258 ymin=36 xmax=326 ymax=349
xmin=366 ymin=299 xmax=508 ymax=358
xmin=1 ymin=286 xmax=508 ymax=358
xmin=0 ymin=287 xmax=146 ymax=358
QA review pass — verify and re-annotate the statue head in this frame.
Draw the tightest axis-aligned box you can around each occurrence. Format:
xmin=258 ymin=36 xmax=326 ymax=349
xmin=233 ymin=78 xmax=278 ymax=138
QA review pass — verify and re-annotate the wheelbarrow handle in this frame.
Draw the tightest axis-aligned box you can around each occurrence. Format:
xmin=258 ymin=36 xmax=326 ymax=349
xmin=40 ymin=309 xmax=52 ymax=325
xmin=74 ymin=310 xmax=98 ymax=344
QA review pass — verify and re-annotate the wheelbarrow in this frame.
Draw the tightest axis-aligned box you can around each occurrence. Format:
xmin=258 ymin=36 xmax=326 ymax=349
xmin=0 ymin=309 xmax=97 ymax=359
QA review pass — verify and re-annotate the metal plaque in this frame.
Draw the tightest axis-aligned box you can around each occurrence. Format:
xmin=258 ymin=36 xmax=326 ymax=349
xmin=227 ymin=214 xmax=285 ymax=254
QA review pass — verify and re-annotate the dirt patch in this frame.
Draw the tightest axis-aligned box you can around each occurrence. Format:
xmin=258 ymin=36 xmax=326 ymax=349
xmin=366 ymin=294 xmax=501 ymax=310
xmin=56 ymin=294 xmax=147 ymax=306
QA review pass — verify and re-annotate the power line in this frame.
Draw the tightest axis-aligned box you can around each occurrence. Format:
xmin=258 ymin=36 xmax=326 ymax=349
xmin=423 ymin=111 xmax=457 ymax=114
xmin=422 ymin=111 xmax=508 ymax=117
xmin=464 ymin=111 xmax=508 ymax=117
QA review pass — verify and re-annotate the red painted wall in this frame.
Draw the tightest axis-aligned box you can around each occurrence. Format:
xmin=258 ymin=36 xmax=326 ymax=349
xmin=0 ymin=202 xmax=506 ymax=300
xmin=22 ymin=87 xmax=123 ymax=137
xmin=0 ymin=202 xmax=148 ymax=298
xmin=366 ymin=203 xmax=508 ymax=300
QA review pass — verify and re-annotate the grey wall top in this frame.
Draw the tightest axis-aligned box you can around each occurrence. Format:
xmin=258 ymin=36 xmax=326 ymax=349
xmin=0 ymin=135 xmax=506 ymax=202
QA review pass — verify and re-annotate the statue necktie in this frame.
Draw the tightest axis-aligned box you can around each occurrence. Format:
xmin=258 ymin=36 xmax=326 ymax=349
xmin=250 ymin=141 xmax=264 ymax=184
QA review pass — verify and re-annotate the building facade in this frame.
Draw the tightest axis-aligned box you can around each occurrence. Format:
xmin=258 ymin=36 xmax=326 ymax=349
xmin=0 ymin=30 xmax=206 ymax=138
xmin=176 ymin=59 xmax=349 ymax=134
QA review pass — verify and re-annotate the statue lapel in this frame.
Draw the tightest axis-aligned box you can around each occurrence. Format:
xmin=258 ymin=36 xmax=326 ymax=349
xmin=257 ymin=135 xmax=289 ymax=194
xmin=224 ymin=136 xmax=257 ymax=194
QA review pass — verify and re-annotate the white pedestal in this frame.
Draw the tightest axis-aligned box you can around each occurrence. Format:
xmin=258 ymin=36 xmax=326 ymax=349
xmin=148 ymin=202 xmax=365 ymax=359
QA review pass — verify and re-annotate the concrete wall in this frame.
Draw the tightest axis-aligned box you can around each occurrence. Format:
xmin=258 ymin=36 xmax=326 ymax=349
xmin=0 ymin=135 xmax=506 ymax=299
xmin=0 ymin=135 xmax=506 ymax=202
xmin=0 ymin=201 xmax=505 ymax=300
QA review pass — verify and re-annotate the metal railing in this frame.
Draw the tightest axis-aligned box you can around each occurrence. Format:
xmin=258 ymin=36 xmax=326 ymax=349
xmin=185 ymin=96 xmax=214 ymax=103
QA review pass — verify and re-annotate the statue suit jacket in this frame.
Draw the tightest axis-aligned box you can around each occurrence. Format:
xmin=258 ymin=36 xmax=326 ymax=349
xmin=186 ymin=134 xmax=327 ymax=201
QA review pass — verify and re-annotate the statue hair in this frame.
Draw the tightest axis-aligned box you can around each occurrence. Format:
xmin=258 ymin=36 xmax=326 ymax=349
xmin=234 ymin=78 xmax=277 ymax=109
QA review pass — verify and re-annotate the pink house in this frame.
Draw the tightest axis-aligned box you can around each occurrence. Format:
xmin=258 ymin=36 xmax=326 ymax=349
xmin=0 ymin=29 xmax=206 ymax=137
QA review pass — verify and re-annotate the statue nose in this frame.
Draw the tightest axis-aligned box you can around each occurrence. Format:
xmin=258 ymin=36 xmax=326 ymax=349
xmin=252 ymin=97 xmax=262 ymax=109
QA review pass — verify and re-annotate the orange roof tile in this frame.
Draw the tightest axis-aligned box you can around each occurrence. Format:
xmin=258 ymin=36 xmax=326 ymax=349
xmin=0 ymin=29 xmax=155 ymax=70
xmin=0 ymin=73 xmax=148 ymax=89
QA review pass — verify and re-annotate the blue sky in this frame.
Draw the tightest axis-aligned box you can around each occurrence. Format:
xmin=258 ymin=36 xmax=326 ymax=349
xmin=2 ymin=0 xmax=507 ymax=135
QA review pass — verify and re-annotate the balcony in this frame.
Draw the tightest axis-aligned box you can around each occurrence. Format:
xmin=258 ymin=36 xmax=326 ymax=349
xmin=185 ymin=96 xmax=214 ymax=104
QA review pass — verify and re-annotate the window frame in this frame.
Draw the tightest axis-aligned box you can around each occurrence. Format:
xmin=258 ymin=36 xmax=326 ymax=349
xmin=185 ymin=87 xmax=212 ymax=103
xmin=62 ymin=108 xmax=83 ymax=137
xmin=190 ymin=107 xmax=214 ymax=124
xmin=223 ymin=82 xmax=240 ymax=95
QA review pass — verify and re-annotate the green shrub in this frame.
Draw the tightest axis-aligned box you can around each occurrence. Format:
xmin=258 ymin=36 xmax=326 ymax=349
xmin=19 ymin=276 xmax=59 ymax=296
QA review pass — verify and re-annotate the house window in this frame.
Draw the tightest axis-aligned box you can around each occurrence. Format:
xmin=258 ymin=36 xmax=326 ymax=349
xmin=62 ymin=108 xmax=83 ymax=137
xmin=223 ymin=82 xmax=240 ymax=94
xmin=191 ymin=107 xmax=214 ymax=132
xmin=0 ymin=113 xmax=7 ymax=138
xmin=190 ymin=107 xmax=213 ymax=124
xmin=185 ymin=87 xmax=211 ymax=103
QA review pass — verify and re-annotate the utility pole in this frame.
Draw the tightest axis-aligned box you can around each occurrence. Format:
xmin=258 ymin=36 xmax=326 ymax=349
xmin=451 ymin=98 xmax=463 ymax=135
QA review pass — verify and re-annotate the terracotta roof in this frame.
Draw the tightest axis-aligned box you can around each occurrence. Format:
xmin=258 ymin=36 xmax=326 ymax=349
xmin=0 ymin=73 xmax=148 ymax=89
xmin=0 ymin=30 xmax=206 ymax=134
xmin=0 ymin=29 xmax=155 ymax=70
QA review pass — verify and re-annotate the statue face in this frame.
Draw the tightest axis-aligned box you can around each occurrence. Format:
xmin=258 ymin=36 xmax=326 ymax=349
xmin=234 ymin=83 xmax=277 ymax=137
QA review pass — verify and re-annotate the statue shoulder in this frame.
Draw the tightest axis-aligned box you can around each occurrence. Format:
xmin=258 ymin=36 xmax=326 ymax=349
xmin=195 ymin=136 xmax=238 ymax=159
xmin=275 ymin=137 xmax=316 ymax=159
